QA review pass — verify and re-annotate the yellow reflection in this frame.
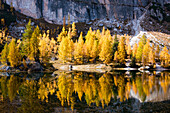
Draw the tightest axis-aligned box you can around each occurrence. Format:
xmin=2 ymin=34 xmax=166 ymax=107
xmin=0 ymin=71 xmax=169 ymax=111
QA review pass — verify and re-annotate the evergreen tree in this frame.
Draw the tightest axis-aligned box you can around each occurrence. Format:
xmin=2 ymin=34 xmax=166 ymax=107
xmin=136 ymin=35 xmax=146 ymax=63
xmin=30 ymin=26 xmax=40 ymax=61
xmin=10 ymin=2 xmax=14 ymax=14
xmin=1 ymin=43 xmax=9 ymax=64
xmin=130 ymin=57 xmax=137 ymax=68
xmin=136 ymin=39 xmax=145 ymax=62
xmin=8 ymin=39 xmax=21 ymax=67
xmin=22 ymin=19 xmax=33 ymax=57
xmin=112 ymin=34 xmax=119 ymax=57
xmin=141 ymin=35 xmax=147 ymax=45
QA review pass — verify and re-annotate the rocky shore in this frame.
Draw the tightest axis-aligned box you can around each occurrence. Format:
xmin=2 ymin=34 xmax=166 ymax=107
xmin=0 ymin=62 xmax=56 ymax=73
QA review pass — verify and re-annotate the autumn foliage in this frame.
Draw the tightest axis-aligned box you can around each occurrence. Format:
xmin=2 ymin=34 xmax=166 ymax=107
xmin=0 ymin=20 xmax=169 ymax=68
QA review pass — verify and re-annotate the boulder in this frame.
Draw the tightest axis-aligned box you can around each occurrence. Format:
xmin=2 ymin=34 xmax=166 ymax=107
xmin=28 ymin=62 xmax=43 ymax=72
xmin=0 ymin=65 xmax=12 ymax=72
xmin=5 ymin=66 xmax=11 ymax=71
xmin=98 ymin=23 xmax=104 ymax=27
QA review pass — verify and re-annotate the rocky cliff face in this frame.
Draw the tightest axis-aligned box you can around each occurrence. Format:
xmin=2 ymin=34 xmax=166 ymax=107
xmin=5 ymin=0 xmax=170 ymax=24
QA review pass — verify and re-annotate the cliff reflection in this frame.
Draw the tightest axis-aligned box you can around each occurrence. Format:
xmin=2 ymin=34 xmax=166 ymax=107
xmin=0 ymin=71 xmax=169 ymax=111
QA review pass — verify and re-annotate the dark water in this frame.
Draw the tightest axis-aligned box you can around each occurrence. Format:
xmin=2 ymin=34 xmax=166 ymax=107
xmin=0 ymin=71 xmax=170 ymax=113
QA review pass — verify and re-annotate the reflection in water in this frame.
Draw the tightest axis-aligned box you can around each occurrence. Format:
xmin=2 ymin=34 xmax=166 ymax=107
xmin=0 ymin=71 xmax=169 ymax=112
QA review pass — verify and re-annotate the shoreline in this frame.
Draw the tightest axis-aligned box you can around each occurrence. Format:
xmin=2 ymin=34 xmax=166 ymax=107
xmin=52 ymin=63 xmax=170 ymax=73
xmin=0 ymin=63 xmax=169 ymax=74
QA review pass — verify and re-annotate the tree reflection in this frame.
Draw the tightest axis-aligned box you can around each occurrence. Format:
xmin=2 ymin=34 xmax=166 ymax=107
xmin=160 ymin=72 xmax=170 ymax=94
xmin=98 ymin=73 xmax=114 ymax=107
xmin=18 ymin=80 xmax=44 ymax=113
xmin=7 ymin=75 xmax=21 ymax=102
xmin=56 ymin=72 xmax=75 ymax=110
xmin=0 ymin=76 xmax=8 ymax=100
xmin=117 ymin=75 xmax=126 ymax=102
xmin=0 ymin=71 xmax=169 ymax=111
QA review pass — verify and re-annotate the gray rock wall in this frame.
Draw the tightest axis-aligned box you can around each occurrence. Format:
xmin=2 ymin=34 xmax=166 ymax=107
xmin=6 ymin=0 xmax=170 ymax=24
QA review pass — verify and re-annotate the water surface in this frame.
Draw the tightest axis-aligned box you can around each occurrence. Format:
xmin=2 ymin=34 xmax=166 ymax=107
xmin=0 ymin=71 xmax=170 ymax=112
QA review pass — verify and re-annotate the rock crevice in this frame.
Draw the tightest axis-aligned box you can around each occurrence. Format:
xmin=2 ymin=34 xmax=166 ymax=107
xmin=5 ymin=0 xmax=169 ymax=24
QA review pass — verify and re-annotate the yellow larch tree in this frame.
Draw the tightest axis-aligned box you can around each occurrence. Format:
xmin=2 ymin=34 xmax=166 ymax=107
xmin=95 ymin=29 xmax=101 ymax=40
xmin=68 ymin=38 xmax=74 ymax=62
xmin=149 ymin=49 xmax=155 ymax=65
xmin=74 ymin=32 xmax=84 ymax=64
xmin=132 ymin=43 xmax=138 ymax=58
xmin=71 ymin=22 xmax=77 ymax=37
xmin=142 ymin=40 xmax=150 ymax=66
xmin=58 ymin=36 xmax=73 ymax=63
xmin=155 ymin=45 xmax=160 ymax=60
xmin=57 ymin=27 xmax=67 ymax=42
xmin=136 ymin=35 xmax=146 ymax=62
xmin=125 ymin=36 xmax=130 ymax=51
xmin=98 ymin=33 xmax=105 ymax=53
xmin=99 ymin=36 xmax=112 ymax=64
xmin=1 ymin=43 xmax=9 ymax=64
xmin=49 ymin=37 xmax=57 ymax=54
xmin=30 ymin=25 xmax=40 ymax=61
xmin=127 ymin=44 xmax=131 ymax=59
xmin=136 ymin=41 xmax=144 ymax=62
xmin=8 ymin=38 xmax=21 ymax=67
xmin=114 ymin=51 xmax=118 ymax=62
xmin=105 ymin=29 xmax=112 ymax=41
xmin=101 ymin=26 xmax=105 ymax=36
xmin=160 ymin=46 xmax=169 ymax=67
xmin=58 ymin=37 xmax=69 ymax=63
xmin=68 ymin=27 xmax=72 ymax=40
xmin=84 ymin=30 xmax=95 ymax=61
xmin=39 ymin=37 xmax=49 ymax=63
xmin=117 ymin=37 xmax=126 ymax=64
xmin=90 ymin=40 xmax=99 ymax=62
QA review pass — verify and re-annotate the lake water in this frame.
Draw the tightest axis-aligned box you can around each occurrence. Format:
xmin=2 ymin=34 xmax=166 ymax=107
xmin=0 ymin=71 xmax=170 ymax=112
